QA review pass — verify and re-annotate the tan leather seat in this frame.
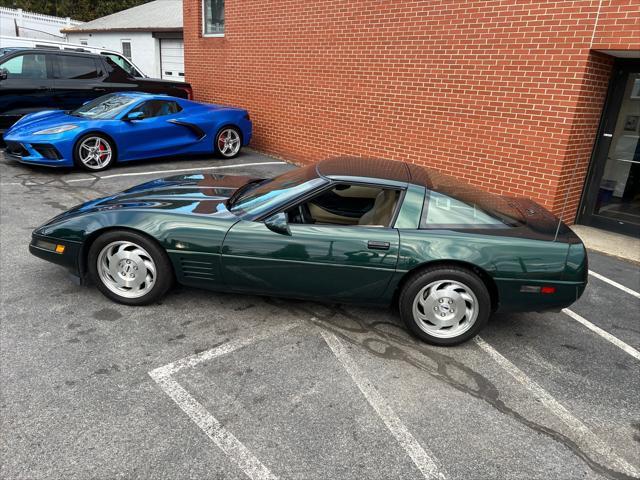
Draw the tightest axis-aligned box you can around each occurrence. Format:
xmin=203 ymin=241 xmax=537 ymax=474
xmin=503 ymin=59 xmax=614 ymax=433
xmin=358 ymin=190 xmax=397 ymax=226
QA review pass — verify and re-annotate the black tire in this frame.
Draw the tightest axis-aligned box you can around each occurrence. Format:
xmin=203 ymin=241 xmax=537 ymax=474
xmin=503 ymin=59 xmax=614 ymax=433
xmin=214 ymin=126 xmax=242 ymax=159
xmin=87 ymin=230 xmax=174 ymax=306
xmin=73 ymin=133 xmax=116 ymax=171
xmin=398 ymin=266 xmax=491 ymax=346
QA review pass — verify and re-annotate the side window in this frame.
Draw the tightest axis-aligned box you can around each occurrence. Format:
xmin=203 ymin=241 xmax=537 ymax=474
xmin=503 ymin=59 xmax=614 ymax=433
xmin=102 ymin=53 xmax=138 ymax=76
xmin=287 ymin=184 xmax=401 ymax=227
xmin=131 ymin=100 xmax=182 ymax=118
xmin=56 ymin=55 xmax=98 ymax=79
xmin=420 ymin=190 xmax=516 ymax=229
xmin=0 ymin=54 xmax=47 ymax=79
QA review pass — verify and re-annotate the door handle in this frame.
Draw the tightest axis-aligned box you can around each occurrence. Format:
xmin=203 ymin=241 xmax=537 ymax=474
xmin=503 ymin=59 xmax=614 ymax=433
xmin=93 ymin=87 xmax=106 ymax=92
xmin=367 ymin=240 xmax=390 ymax=250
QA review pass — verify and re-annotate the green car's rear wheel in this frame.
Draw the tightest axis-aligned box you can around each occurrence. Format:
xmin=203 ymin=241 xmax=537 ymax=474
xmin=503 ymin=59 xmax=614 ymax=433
xmin=399 ymin=266 xmax=490 ymax=345
xmin=88 ymin=230 xmax=173 ymax=306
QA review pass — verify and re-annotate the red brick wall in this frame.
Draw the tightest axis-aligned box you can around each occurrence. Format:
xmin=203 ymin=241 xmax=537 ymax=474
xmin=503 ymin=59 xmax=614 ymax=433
xmin=183 ymin=0 xmax=639 ymax=222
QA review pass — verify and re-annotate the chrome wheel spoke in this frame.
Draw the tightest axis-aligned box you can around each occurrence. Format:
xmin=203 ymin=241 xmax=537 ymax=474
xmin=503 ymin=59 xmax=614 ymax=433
xmin=412 ymin=279 xmax=478 ymax=339
xmin=97 ymin=241 xmax=157 ymax=299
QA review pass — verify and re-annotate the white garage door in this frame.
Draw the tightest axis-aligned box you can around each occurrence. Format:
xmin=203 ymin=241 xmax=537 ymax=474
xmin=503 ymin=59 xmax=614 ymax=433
xmin=160 ymin=38 xmax=184 ymax=82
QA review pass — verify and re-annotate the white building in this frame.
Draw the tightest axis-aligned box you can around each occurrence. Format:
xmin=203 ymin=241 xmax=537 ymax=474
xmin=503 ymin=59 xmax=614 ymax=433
xmin=0 ymin=7 xmax=82 ymax=40
xmin=62 ymin=0 xmax=184 ymax=81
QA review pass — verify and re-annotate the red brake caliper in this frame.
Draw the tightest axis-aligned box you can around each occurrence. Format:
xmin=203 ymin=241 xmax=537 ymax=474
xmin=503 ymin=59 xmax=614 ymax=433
xmin=98 ymin=142 xmax=106 ymax=159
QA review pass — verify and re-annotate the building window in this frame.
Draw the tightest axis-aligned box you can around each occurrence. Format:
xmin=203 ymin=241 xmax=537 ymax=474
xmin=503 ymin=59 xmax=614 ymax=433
xmin=203 ymin=0 xmax=224 ymax=35
xmin=121 ymin=41 xmax=132 ymax=60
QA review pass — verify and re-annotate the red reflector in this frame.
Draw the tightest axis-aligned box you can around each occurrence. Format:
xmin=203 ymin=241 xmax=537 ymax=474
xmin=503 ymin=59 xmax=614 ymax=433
xmin=540 ymin=286 xmax=556 ymax=294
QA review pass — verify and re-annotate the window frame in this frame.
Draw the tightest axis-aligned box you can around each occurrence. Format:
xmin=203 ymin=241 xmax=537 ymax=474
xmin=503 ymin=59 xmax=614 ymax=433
xmin=128 ymin=99 xmax=183 ymax=119
xmin=419 ymin=189 xmax=520 ymax=230
xmin=0 ymin=52 xmax=50 ymax=80
xmin=52 ymin=54 xmax=100 ymax=80
xmin=265 ymin=180 xmax=406 ymax=229
xmin=202 ymin=0 xmax=225 ymax=37
xmin=121 ymin=40 xmax=132 ymax=60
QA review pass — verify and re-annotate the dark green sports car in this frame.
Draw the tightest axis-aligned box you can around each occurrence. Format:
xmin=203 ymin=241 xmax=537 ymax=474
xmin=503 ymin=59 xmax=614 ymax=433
xmin=29 ymin=158 xmax=587 ymax=345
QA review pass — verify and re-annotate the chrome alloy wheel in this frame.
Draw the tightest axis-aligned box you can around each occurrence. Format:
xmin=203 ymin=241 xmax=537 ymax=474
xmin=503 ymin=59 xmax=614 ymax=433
xmin=412 ymin=280 xmax=478 ymax=339
xmin=97 ymin=241 xmax=156 ymax=299
xmin=217 ymin=128 xmax=241 ymax=157
xmin=79 ymin=136 xmax=112 ymax=169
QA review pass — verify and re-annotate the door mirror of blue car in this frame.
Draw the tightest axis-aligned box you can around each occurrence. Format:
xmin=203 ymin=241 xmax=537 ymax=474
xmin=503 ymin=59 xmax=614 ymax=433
xmin=124 ymin=111 xmax=145 ymax=121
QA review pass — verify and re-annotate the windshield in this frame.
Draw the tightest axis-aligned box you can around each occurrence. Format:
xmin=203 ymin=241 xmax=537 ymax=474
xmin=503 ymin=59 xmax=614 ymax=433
xmin=71 ymin=94 xmax=139 ymax=119
xmin=228 ymin=165 xmax=326 ymax=217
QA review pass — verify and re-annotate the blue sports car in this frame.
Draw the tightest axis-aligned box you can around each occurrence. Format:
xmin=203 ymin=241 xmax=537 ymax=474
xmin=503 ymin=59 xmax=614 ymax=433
xmin=3 ymin=93 xmax=252 ymax=171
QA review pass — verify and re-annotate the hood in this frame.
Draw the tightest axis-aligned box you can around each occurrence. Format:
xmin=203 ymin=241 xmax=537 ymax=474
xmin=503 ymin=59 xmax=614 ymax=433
xmin=39 ymin=173 xmax=257 ymax=228
xmin=7 ymin=110 xmax=92 ymax=135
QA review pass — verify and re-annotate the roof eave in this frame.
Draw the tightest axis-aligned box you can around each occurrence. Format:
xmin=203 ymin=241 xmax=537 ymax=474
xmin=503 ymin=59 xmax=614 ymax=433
xmin=61 ymin=27 xmax=183 ymax=34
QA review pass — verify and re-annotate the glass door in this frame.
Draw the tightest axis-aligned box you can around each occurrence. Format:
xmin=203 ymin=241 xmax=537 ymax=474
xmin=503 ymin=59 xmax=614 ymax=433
xmin=579 ymin=61 xmax=640 ymax=237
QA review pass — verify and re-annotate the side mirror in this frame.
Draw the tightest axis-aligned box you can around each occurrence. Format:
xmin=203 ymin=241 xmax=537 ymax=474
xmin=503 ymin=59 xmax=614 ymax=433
xmin=264 ymin=212 xmax=291 ymax=236
xmin=0 ymin=68 xmax=8 ymax=81
xmin=124 ymin=111 xmax=145 ymax=121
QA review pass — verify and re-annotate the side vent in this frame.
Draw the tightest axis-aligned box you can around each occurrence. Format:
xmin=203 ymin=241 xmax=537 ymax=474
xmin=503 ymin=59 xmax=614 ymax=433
xmin=179 ymin=258 xmax=216 ymax=281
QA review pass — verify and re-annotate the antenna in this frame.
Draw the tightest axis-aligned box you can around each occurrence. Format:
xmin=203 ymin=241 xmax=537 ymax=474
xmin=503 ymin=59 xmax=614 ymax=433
xmin=554 ymin=153 xmax=582 ymax=241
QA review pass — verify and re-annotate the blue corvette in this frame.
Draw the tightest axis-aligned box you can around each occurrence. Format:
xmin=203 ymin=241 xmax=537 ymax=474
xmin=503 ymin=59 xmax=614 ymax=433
xmin=3 ymin=93 xmax=252 ymax=171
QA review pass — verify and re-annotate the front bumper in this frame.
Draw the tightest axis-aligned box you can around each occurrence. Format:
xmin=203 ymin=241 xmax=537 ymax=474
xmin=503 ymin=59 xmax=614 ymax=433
xmin=3 ymin=134 xmax=74 ymax=167
xmin=29 ymin=235 xmax=83 ymax=278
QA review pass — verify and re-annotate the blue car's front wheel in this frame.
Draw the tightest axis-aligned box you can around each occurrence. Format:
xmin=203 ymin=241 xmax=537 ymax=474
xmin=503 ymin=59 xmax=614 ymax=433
xmin=74 ymin=134 xmax=116 ymax=171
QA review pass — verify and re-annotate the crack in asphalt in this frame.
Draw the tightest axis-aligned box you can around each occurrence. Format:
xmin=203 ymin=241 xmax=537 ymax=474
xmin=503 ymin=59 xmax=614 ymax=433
xmin=264 ymin=298 xmax=636 ymax=480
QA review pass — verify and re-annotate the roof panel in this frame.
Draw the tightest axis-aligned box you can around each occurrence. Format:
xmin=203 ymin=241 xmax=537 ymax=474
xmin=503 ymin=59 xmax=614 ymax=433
xmin=62 ymin=0 xmax=182 ymax=33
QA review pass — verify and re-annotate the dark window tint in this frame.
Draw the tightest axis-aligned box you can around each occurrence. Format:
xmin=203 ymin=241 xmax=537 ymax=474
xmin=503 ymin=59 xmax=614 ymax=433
xmin=0 ymin=54 xmax=47 ymax=79
xmin=132 ymin=100 xmax=182 ymax=118
xmin=56 ymin=55 xmax=98 ymax=79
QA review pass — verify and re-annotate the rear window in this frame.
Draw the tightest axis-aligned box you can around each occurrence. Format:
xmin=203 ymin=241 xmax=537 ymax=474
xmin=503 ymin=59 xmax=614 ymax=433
xmin=417 ymin=169 xmax=525 ymax=229
xmin=55 ymin=55 xmax=98 ymax=79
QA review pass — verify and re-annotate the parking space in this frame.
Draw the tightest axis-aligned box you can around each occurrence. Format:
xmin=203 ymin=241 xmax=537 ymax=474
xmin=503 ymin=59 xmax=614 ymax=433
xmin=1 ymin=151 xmax=639 ymax=480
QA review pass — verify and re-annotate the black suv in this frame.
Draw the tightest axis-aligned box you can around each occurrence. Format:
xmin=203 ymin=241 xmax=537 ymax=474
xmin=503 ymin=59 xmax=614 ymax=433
xmin=0 ymin=48 xmax=193 ymax=136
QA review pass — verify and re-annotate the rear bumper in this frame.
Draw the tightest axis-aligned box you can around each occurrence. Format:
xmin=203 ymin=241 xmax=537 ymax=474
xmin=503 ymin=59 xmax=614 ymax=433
xmin=495 ymin=278 xmax=587 ymax=313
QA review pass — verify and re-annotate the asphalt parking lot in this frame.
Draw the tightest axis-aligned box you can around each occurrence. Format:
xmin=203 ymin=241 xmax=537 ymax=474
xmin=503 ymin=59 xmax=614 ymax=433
xmin=1 ymin=150 xmax=639 ymax=480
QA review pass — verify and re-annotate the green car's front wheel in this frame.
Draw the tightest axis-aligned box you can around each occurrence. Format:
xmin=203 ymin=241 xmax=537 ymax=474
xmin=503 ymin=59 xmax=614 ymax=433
xmin=88 ymin=230 xmax=174 ymax=306
xmin=399 ymin=266 xmax=491 ymax=346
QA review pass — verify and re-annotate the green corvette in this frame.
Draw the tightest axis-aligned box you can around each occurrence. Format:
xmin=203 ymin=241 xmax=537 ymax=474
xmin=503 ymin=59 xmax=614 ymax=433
xmin=29 ymin=158 xmax=587 ymax=345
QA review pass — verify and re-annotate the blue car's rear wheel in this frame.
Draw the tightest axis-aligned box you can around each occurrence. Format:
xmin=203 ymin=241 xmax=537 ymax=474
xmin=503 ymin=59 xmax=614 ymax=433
xmin=74 ymin=134 xmax=116 ymax=171
xmin=215 ymin=127 xmax=242 ymax=158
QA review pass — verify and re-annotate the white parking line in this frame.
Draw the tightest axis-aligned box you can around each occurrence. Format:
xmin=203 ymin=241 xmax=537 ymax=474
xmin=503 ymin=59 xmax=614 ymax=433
xmin=562 ymin=308 xmax=640 ymax=361
xmin=0 ymin=161 xmax=287 ymax=186
xmin=67 ymin=161 xmax=287 ymax=183
xmin=321 ymin=331 xmax=447 ymax=480
xmin=148 ymin=324 xmax=297 ymax=480
xmin=589 ymin=270 xmax=640 ymax=299
xmin=474 ymin=336 xmax=640 ymax=477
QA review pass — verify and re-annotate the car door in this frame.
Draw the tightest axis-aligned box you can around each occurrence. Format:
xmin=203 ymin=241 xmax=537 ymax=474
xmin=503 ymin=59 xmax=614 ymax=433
xmin=116 ymin=99 xmax=195 ymax=159
xmin=50 ymin=53 xmax=105 ymax=111
xmin=220 ymin=183 xmax=402 ymax=302
xmin=0 ymin=52 xmax=55 ymax=132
